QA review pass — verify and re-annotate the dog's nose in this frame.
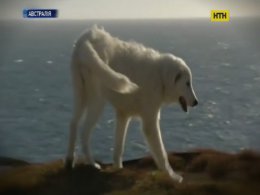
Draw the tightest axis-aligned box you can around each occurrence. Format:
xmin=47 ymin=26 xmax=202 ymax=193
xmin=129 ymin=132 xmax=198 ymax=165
xmin=192 ymin=99 xmax=198 ymax=107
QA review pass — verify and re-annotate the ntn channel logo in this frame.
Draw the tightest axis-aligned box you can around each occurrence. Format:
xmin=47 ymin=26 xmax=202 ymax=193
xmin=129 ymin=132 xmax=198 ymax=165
xmin=211 ymin=10 xmax=230 ymax=22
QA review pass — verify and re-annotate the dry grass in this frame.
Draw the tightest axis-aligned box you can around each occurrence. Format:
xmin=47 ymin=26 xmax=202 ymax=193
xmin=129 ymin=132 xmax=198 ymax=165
xmin=187 ymin=149 xmax=260 ymax=181
xmin=0 ymin=149 xmax=260 ymax=195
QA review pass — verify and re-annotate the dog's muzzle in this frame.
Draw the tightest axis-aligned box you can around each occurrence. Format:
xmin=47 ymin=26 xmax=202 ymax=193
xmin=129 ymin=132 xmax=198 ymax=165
xmin=179 ymin=97 xmax=198 ymax=112
xmin=179 ymin=96 xmax=187 ymax=112
xmin=192 ymin=99 xmax=198 ymax=107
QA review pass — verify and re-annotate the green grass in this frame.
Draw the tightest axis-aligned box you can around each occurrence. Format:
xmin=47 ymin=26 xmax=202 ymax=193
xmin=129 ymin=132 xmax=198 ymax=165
xmin=0 ymin=150 xmax=260 ymax=195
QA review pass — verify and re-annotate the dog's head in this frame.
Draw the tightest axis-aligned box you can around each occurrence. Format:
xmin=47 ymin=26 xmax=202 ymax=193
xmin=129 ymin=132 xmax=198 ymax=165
xmin=161 ymin=55 xmax=198 ymax=112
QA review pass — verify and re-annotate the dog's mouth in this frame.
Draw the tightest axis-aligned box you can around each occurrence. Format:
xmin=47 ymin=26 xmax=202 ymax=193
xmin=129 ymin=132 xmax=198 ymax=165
xmin=179 ymin=96 xmax=188 ymax=112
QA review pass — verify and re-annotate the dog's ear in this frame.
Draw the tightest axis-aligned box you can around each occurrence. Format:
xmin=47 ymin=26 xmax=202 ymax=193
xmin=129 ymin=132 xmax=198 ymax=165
xmin=174 ymin=72 xmax=182 ymax=84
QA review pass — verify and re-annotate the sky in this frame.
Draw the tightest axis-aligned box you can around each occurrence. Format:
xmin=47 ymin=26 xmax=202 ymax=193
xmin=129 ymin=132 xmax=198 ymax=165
xmin=0 ymin=0 xmax=260 ymax=20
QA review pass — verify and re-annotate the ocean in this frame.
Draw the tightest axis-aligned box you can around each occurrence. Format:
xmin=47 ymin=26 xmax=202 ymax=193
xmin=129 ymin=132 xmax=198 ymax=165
xmin=0 ymin=18 xmax=259 ymax=163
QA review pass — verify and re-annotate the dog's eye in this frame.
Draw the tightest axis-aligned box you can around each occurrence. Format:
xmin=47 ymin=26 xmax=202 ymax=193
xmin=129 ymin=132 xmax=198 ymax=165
xmin=186 ymin=82 xmax=190 ymax=87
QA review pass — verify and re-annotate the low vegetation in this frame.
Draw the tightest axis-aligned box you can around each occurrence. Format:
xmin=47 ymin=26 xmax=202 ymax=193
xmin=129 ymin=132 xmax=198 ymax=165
xmin=0 ymin=149 xmax=259 ymax=195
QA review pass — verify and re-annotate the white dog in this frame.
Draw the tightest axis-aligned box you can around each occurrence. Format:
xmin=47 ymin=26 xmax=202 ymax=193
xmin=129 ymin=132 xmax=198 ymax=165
xmin=65 ymin=26 xmax=198 ymax=183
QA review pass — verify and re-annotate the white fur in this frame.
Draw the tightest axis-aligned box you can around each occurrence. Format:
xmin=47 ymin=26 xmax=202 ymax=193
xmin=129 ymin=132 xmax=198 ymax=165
xmin=65 ymin=26 xmax=198 ymax=183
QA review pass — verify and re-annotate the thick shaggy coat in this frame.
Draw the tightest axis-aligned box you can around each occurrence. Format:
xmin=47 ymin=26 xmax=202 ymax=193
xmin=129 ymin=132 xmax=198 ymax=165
xmin=65 ymin=26 xmax=198 ymax=182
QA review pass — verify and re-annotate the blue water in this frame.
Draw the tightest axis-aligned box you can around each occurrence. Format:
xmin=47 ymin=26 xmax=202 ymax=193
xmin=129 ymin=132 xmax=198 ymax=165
xmin=0 ymin=19 xmax=260 ymax=163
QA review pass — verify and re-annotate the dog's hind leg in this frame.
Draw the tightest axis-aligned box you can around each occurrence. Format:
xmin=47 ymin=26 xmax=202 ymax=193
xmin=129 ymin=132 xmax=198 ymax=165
xmin=113 ymin=112 xmax=130 ymax=169
xmin=65 ymin=105 xmax=85 ymax=169
xmin=142 ymin=111 xmax=183 ymax=183
xmin=65 ymin=63 xmax=87 ymax=170
xmin=81 ymin=97 xmax=105 ymax=169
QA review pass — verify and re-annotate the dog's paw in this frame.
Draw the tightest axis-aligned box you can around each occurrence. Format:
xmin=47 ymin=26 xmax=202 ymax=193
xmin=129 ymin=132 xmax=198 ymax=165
xmin=93 ymin=162 xmax=101 ymax=170
xmin=169 ymin=172 xmax=183 ymax=183
xmin=85 ymin=162 xmax=102 ymax=169
xmin=113 ymin=163 xmax=123 ymax=170
xmin=64 ymin=158 xmax=74 ymax=170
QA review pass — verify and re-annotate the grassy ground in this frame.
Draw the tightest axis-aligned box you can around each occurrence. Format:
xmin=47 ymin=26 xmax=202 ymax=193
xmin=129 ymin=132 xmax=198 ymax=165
xmin=0 ymin=149 xmax=260 ymax=195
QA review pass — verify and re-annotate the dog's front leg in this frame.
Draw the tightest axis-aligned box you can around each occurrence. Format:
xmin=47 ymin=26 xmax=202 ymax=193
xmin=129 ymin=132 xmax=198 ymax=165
xmin=113 ymin=113 xmax=130 ymax=169
xmin=142 ymin=111 xmax=183 ymax=183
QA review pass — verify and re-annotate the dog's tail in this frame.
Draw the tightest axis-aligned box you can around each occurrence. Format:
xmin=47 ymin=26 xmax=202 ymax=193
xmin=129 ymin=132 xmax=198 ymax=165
xmin=79 ymin=41 xmax=138 ymax=94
